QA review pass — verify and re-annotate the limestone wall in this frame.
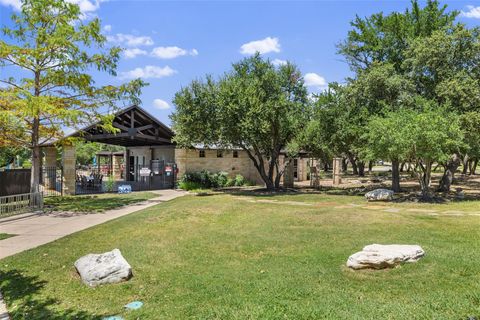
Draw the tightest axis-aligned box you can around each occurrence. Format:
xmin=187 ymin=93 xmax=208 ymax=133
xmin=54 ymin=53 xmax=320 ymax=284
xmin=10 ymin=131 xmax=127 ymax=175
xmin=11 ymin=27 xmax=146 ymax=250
xmin=174 ymin=149 xmax=264 ymax=185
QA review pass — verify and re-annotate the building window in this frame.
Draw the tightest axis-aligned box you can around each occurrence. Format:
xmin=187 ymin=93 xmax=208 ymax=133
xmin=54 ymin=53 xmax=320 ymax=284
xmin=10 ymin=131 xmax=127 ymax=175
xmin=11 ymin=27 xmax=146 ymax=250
xmin=233 ymin=150 xmax=238 ymax=158
xmin=199 ymin=150 xmax=205 ymax=158
xmin=217 ymin=150 xmax=223 ymax=158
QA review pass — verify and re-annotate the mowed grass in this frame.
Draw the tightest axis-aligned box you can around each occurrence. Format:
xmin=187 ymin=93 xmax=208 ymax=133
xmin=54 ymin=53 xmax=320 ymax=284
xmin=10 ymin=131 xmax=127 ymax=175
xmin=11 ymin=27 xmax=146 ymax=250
xmin=0 ymin=233 xmax=15 ymax=240
xmin=1 ymin=193 xmax=480 ymax=319
xmin=43 ymin=191 xmax=158 ymax=213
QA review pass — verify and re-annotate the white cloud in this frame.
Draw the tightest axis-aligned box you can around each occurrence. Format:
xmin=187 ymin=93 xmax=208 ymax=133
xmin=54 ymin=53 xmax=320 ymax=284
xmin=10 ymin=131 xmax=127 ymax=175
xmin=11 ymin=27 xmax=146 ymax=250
xmin=272 ymin=58 xmax=287 ymax=66
xmin=461 ymin=5 xmax=480 ymax=18
xmin=0 ymin=0 xmax=21 ymax=10
xmin=119 ymin=65 xmax=177 ymax=80
xmin=153 ymin=99 xmax=170 ymax=110
xmin=304 ymin=73 xmax=327 ymax=89
xmin=103 ymin=24 xmax=112 ymax=32
xmin=123 ymin=48 xmax=148 ymax=59
xmin=151 ymin=46 xmax=198 ymax=59
xmin=1 ymin=0 xmax=106 ymax=19
xmin=107 ymin=33 xmax=154 ymax=47
xmin=240 ymin=37 xmax=281 ymax=55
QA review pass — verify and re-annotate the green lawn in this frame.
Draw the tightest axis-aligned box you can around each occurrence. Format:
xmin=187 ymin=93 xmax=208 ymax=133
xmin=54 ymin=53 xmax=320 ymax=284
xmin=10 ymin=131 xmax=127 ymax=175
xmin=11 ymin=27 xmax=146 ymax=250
xmin=1 ymin=193 xmax=480 ymax=319
xmin=43 ymin=191 xmax=158 ymax=213
xmin=0 ymin=233 xmax=15 ymax=240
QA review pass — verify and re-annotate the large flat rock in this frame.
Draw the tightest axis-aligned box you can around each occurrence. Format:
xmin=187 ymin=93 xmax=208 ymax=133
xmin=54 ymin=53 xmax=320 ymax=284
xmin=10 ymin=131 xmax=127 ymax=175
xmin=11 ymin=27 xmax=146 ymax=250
xmin=365 ymin=189 xmax=394 ymax=201
xmin=74 ymin=249 xmax=132 ymax=287
xmin=347 ymin=244 xmax=425 ymax=270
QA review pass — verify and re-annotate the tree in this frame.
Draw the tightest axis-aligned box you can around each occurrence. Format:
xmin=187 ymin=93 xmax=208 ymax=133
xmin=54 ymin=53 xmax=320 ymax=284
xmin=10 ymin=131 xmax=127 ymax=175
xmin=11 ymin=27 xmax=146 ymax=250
xmin=337 ymin=0 xmax=457 ymax=73
xmin=362 ymin=111 xmax=412 ymax=192
xmin=404 ymin=25 xmax=480 ymax=191
xmin=365 ymin=105 xmax=463 ymax=199
xmin=0 ymin=0 xmax=145 ymax=193
xmin=172 ymin=54 xmax=309 ymax=190
xmin=75 ymin=141 xmax=123 ymax=166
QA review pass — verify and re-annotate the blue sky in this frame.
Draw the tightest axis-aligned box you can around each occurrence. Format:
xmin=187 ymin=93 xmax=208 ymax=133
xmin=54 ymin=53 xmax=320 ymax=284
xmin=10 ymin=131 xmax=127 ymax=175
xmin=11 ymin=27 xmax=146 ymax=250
xmin=2 ymin=0 xmax=480 ymax=128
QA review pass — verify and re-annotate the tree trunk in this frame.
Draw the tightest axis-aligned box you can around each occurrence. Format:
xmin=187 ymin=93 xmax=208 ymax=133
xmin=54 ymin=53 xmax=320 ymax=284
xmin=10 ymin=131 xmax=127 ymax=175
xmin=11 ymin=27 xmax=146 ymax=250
xmin=341 ymin=157 xmax=348 ymax=172
xmin=400 ymin=162 xmax=405 ymax=172
xmin=472 ymin=159 xmax=478 ymax=175
xmin=368 ymin=160 xmax=373 ymax=173
xmin=438 ymin=154 xmax=461 ymax=192
xmin=416 ymin=160 xmax=433 ymax=200
xmin=323 ymin=162 xmax=329 ymax=172
xmin=348 ymin=154 xmax=358 ymax=175
xmin=30 ymin=116 xmax=40 ymax=193
xmin=391 ymin=159 xmax=401 ymax=192
xmin=357 ymin=161 xmax=365 ymax=177
xmin=462 ymin=154 xmax=469 ymax=175
xmin=244 ymin=148 xmax=275 ymax=190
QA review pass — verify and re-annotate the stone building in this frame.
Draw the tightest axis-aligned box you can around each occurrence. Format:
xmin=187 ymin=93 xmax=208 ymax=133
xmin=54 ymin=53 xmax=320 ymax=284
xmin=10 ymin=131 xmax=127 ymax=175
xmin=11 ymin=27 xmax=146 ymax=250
xmin=42 ymin=105 xmax=311 ymax=194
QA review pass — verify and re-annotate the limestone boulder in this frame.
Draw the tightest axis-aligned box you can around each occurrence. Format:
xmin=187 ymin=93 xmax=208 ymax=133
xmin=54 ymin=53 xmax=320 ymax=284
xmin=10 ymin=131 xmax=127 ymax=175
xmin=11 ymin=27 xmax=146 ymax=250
xmin=347 ymin=244 xmax=425 ymax=270
xmin=74 ymin=249 xmax=132 ymax=287
xmin=365 ymin=189 xmax=394 ymax=201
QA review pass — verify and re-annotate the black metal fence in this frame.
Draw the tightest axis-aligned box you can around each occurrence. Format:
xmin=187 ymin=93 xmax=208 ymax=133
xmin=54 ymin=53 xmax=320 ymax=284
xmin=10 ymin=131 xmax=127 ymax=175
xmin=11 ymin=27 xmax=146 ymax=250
xmin=75 ymin=162 xmax=176 ymax=195
xmin=39 ymin=166 xmax=63 ymax=197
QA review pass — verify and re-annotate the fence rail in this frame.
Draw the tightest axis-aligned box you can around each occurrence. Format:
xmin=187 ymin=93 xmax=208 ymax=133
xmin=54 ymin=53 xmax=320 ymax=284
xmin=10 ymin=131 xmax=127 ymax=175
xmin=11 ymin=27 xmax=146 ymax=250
xmin=0 ymin=192 xmax=43 ymax=218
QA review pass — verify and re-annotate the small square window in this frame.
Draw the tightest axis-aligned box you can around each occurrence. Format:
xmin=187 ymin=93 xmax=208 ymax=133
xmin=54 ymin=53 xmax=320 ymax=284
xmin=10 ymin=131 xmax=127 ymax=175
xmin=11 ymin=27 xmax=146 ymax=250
xmin=199 ymin=150 xmax=205 ymax=158
xmin=233 ymin=150 xmax=238 ymax=158
xmin=217 ymin=150 xmax=223 ymax=158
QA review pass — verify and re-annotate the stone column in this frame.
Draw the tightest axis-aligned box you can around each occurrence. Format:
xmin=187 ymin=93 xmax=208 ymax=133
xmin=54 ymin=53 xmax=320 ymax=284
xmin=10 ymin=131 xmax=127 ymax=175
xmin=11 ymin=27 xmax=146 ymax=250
xmin=43 ymin=147 xmax=57 ymax=190
xmin=283 ymin=158 xmax=294 ymax=188
xmin=333 ymin=157 xmax=342 ymax=186
xmin=62 ymin=145 xmax=76 ymax=195
xmin=112 ymin=155 xmax=122 ymax=180
xmin=174 ymin=148 xmax=187 ymax=180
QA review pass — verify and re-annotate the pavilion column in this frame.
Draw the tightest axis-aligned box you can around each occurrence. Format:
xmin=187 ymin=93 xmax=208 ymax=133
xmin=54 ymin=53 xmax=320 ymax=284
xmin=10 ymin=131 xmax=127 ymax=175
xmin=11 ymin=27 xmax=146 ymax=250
xmin=174 ymin=148 xmax=187 ymax=181
xmin=333 ymin=157 xmax=342 ymax=186
xmin=112 ymin=155 xmax=122 ymax=180
xmin=43 ymin=146 xmax=57 ymax=190
xmin=62 ymin=145 xmax=76 ymax=195
xmin=283 ymin=157 xmax=294 ymax=188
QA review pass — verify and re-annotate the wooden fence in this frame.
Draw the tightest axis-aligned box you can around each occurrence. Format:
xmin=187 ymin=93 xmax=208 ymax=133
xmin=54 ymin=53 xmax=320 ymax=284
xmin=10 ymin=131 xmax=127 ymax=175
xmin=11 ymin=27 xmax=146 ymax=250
xmin=0 ymin=169 xmax=30 ymax=197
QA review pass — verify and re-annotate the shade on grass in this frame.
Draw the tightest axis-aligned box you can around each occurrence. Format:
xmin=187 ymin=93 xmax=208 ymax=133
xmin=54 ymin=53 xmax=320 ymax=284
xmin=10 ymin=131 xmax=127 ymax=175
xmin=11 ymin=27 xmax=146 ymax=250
xmin=1 ymin=193 xmax=480 ymax=319
xmin=43 ymin=192 xmax=158 ymax=213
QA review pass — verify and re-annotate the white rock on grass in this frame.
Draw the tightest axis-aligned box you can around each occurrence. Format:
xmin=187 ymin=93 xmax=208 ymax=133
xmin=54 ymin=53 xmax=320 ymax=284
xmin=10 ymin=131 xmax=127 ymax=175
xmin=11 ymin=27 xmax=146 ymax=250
xmin=74 ymin=249 xmax=132 ymax=287
xmin=365 ymin=189 xmax=394 ymax=201
xmin=347 ymin=244 xmax=425 ymax=270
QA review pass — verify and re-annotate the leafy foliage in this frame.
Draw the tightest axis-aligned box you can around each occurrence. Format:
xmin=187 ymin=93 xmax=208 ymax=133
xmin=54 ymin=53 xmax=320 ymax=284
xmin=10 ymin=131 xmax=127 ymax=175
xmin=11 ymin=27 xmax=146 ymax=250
xmin=172 ymin=54 xmax=309 ymax=189
xmin=0 ymin=0 xmax=145 ymax=192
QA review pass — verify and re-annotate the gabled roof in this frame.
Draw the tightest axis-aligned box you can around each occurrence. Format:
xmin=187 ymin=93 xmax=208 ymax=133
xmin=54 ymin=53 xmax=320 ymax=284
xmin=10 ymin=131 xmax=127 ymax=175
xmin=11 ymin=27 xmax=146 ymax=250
xmin=43 ymin=105 xmax=174 ymax=147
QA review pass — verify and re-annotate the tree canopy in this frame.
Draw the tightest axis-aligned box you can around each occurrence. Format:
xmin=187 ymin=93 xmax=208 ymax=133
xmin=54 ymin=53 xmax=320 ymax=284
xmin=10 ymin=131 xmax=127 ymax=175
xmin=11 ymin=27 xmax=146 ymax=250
xmin=172 ymin=54 xmax=309 ymax=190
xmin=0 ymin=0 xmax=145 ymax=192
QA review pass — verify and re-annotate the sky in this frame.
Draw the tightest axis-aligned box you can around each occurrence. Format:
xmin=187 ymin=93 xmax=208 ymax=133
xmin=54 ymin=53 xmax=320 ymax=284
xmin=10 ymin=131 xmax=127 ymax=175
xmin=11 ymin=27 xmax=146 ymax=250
xmin=2 ymin=0 xmax=480 ymax=129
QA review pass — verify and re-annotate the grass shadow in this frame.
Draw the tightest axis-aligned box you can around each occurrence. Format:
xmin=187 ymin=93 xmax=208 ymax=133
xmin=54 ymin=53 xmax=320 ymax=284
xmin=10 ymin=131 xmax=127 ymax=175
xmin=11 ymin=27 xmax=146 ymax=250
xmin=0 ymin=269 xmax=104 ymax=320
xmin=44 ymin=192 xmax=156 ymax=213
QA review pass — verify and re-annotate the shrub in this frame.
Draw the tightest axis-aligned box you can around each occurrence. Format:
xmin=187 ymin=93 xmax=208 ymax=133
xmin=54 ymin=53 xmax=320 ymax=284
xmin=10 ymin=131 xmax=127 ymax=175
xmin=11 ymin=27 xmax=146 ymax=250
xmin=179 ymin=181 xmax=203 ymax=191
xmin=234 ymin=174 xmax=245 ymax=186
xmin=179 ymin=171 xmax=249 ymax=190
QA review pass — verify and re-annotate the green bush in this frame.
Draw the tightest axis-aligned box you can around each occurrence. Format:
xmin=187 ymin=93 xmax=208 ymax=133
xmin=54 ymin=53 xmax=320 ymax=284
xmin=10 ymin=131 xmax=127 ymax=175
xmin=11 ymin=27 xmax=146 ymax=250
xmin=178 ymin=181 xmax=203 ymax=191
xmin=234 ymin=174 xmax=245 ymax=186
xmin=179 ymin=171 xmax=249 ymax=190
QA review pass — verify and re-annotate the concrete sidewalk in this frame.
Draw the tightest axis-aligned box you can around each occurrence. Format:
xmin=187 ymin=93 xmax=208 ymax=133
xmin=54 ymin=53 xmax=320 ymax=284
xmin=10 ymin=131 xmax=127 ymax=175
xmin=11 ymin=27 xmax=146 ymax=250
xmin=0 ymin=189 xmax=187 ymax=260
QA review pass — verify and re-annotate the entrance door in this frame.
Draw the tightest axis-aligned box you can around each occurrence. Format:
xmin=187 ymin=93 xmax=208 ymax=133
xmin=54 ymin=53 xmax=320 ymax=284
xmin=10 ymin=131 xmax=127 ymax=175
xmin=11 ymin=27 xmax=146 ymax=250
xmin=128 ymin=156 xmax=135 ymax=181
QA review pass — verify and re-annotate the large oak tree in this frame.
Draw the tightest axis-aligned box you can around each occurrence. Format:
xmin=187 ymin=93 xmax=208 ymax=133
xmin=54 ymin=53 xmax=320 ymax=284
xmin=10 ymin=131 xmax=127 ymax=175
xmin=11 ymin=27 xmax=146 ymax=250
xmin=171 ymin=54 xmax=309 ymax=190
